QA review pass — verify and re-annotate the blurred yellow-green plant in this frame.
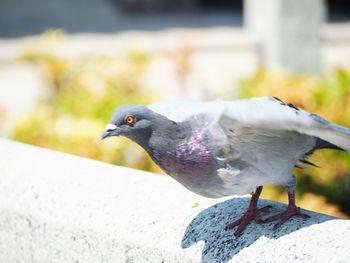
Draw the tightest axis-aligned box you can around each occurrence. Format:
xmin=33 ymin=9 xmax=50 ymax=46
xmin=14 ymin=48 xmax=162 ymax=173
xmin=237 ymin=68 xmax=350 ymax=218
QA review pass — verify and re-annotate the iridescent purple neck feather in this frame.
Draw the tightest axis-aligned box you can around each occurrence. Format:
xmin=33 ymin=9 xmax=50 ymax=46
xmin=148 ymin=127 xmax=215 ymax=177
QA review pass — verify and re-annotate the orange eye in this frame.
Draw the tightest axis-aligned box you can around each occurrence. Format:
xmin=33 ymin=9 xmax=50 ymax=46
xmin=125 ymin=115 xmax=136 ymax=125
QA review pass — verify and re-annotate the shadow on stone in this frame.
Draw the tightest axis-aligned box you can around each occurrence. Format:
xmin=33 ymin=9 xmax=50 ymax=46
xmin=181 ymin=197 xmax=335 ymax=263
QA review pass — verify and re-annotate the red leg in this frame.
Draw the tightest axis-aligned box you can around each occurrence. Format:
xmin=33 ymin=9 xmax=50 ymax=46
xmin=225 ymin=186 xmax=271 ymax=236
xmin=265 ymin=191 xmax=310 ymax=230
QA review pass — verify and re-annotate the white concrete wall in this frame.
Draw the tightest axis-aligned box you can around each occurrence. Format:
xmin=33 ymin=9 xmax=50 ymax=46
xmin=245 ymin=0 xmax=326 ymax=73
xmin=0 ymin=138 xmax=349 ymax=263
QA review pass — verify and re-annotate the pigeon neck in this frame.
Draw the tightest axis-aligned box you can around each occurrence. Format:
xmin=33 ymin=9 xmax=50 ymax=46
xmin=157 ymin=120 xmax=189 ymax=138
xmin=130 ymin=113 xmax=187 ymax=154
xmin=144 ymin=118 xmax=190 ymax=153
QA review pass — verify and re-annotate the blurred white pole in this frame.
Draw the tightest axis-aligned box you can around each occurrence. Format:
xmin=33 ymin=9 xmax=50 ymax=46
xmin=244 ymin=0 xmax=326 ymax=73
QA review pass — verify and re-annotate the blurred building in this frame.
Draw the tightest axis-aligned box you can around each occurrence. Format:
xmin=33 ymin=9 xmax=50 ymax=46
xmin=1 ymin=0 xmax=350 ymax=74
xmin=1 ymin=0 xmax=350 ymax=37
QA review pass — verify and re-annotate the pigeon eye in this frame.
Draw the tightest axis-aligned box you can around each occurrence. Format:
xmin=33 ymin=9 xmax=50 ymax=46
xmin=125 ymin=115 xmax=136 ymax=125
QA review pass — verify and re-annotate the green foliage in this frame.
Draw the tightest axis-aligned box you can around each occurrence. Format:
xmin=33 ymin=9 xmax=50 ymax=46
xmin=238 ymin=68 xmax=350 ymax=217
xmin=14 ymin=50 xmax=161 ymax=173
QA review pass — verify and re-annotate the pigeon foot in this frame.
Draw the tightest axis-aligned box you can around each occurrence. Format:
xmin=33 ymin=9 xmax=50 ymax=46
xmin=264 ymin=206 xmax=310 ymax=230
xmin=225 ymin=205 xmax=271 ymax=236
xmin=262 ymin=191 xmax=310 ymax=230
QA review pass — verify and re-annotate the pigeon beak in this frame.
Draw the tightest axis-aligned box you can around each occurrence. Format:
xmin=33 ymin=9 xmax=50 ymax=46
xmin=100 ymin=123 xmax=119 ymax=140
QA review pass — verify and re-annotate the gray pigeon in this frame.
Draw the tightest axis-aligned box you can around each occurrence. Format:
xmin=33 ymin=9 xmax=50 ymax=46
xmin=101 ymin=96 xmax=350 ymax=236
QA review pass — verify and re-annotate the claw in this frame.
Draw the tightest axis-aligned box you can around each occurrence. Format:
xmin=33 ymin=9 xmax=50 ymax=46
xmin=225 ymin=186 xmax=265 ymax=236
xmin=271 ymin=207 xmax=310 ymax=230
xmin=226 ymin=205 xmax=271 ymax=236
xmin=262 ymin=191 xmax=310 ymax=230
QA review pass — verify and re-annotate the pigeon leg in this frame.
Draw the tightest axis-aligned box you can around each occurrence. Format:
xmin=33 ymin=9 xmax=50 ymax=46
xmin=225 ymin=186 xmax=271 ymax=236
xmin=264 ymin=191 xmax=310 ymax=230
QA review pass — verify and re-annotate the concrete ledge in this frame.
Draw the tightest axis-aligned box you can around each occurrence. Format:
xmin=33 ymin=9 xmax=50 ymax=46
xmin=0 ymin=139 xmax=349 ymax=262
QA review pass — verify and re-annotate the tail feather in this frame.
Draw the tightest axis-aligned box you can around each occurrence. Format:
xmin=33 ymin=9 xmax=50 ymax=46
xmin=314 ymin=138 xmax=345 ymax=151
xmin=299 ymin=159 xmax=319 ymax=168
xmin=305 ymin=137 xmax=345 ymax=156
xmin=319 ymin=123 xmax=350 ymax=152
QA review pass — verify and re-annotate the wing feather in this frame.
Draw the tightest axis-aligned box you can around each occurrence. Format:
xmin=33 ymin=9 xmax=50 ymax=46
xmin=222 ymin=97 xmax=350 ymax=152
xmin=148 ymin=100 xmax=223 ymax=122
xmin=149 ymin=97 xmax=350 ymax=151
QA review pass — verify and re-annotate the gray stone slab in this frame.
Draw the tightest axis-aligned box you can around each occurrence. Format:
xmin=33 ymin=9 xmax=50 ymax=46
xmin=0 ymin=138 xmax=349 ymax=262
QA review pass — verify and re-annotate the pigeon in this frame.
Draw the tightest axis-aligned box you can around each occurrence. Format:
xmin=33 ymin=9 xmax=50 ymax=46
xmin=101 ymin=96 xmax=350 ymax=236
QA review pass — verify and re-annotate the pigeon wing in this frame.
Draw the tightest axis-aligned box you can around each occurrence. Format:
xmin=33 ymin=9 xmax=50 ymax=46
xmin=149 ymin=97 xmax=350 ymax=152
xmin=220 ymin=97 xmax=350 ymax=152
xmin=148 ymin=100 xmax=220 ymax=122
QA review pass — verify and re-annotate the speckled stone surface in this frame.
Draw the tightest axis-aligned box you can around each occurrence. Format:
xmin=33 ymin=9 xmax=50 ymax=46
xmin=0 ymin=138 xmax=349 ymax=263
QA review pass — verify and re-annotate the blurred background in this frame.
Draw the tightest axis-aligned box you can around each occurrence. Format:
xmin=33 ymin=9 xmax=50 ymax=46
xmin=0 ymin=0 xmax=350 ymax=218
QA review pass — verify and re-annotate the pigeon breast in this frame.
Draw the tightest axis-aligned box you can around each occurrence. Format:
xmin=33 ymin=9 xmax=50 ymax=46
xmin=150 ymin=127 xmax=215 ymax=178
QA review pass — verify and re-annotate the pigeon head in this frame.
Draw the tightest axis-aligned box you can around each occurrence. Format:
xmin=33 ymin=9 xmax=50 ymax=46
xmin=101 ymin=104 xmax=169 ymax=146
